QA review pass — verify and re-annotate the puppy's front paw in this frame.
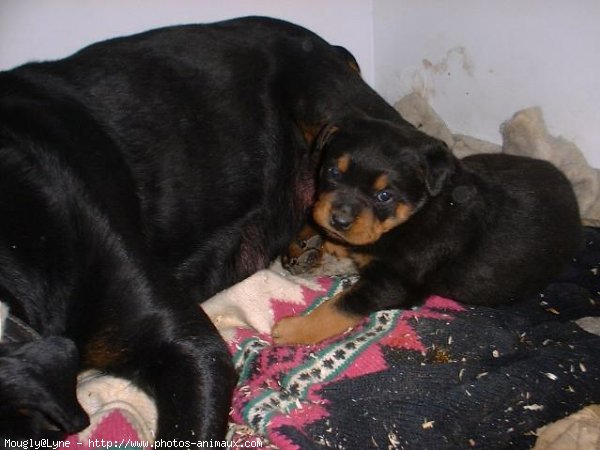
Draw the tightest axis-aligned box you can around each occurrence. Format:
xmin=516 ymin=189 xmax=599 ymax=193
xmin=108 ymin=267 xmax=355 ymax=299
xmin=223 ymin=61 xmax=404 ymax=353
xmin=272 ymin=316 xmax=318 ymax=345
xmin=272 ymin=297 xmax=362 ymax=345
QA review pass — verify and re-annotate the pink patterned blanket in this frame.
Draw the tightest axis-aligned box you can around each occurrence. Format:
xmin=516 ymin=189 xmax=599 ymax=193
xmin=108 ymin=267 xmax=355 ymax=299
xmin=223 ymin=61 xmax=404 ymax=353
xmin=226 ymin=275 xmax=464 ymax=448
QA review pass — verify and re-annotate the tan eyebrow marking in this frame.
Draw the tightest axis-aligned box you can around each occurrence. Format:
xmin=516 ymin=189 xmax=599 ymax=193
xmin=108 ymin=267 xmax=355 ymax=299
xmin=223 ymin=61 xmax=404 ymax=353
xmin=373 ymin=174 xmax=388 ymax=192
xmin=337 ymin=154 xmax=351 ymax=173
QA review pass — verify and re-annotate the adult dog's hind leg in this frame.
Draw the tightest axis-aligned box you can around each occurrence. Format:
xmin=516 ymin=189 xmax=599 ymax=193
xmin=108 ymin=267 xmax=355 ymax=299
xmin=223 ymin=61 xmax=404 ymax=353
xmin=144 ymin=330 xmax=236 ymax=440
xmin=84 ymin=304 xmax=236 ymax=440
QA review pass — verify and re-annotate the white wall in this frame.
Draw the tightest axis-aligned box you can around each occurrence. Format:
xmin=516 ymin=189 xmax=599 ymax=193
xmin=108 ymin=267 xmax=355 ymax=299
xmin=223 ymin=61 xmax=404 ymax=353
xmin=2 ymin=1 xmax=599 ymax=168
xmin=373 ymin=0 xmax=600 ymax=168
xmin=0 ymin=0 xmax=374 ymax=84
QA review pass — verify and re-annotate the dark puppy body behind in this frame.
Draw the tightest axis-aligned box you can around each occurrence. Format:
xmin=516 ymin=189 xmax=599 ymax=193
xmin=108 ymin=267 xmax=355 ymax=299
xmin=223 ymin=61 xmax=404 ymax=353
xmin=275 ymin=118 xmax=582 ymax=344
xmin=434 ymin=152 xmax=579 ymax=306
xmin=0 ymin=17 xmax=395 ymax=439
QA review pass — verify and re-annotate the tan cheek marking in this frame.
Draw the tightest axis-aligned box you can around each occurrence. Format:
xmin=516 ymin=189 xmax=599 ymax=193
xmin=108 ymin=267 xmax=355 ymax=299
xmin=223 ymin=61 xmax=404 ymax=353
xmin=373 ymin=174 xmax=388 ymax=192
xmin=344 ymin=209 xmax=380 ymax=245
xmin=337 ymin=154 xmax=351 ymax=173
xmin=271 ymin=293 xmax=362 ymax=345
xmin=377 ymin=203 xmax=413 ymax=233
xmin=397 ymin=202 xmax=412 ymax=222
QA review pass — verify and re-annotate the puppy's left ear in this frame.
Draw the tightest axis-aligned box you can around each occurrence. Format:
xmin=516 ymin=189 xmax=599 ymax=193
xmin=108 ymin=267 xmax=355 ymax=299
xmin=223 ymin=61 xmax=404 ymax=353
xmin=422 ymin=142 xmax=456 ymax=196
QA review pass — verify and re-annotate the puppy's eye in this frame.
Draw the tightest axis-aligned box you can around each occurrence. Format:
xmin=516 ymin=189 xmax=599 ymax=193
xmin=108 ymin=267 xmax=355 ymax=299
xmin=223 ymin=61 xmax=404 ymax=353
xmin=327 ymin=166 xmax=342 ymax=180
xmin=375 ymin=190 xmax=394 ymax=203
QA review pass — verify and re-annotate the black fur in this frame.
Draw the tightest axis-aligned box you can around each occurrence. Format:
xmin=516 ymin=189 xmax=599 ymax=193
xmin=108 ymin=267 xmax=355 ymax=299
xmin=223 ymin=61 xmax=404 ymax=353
xmin=0 ymin=17 xmax=381 ymax=439
xmin=314 ymin=116 xmax=583 ymax=315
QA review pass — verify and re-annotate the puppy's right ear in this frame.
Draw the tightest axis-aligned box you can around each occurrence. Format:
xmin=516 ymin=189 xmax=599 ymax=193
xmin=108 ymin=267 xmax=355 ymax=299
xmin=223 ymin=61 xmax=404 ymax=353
xmin=422 ymin=142 xmax=456 ymax=196
xmin=314 ymin=123 xmax=339 ymax=152
xmin=0 ymin=337 xmax=89 ymax=438
xmin=298 ymin=122 xmax=339 ymax=153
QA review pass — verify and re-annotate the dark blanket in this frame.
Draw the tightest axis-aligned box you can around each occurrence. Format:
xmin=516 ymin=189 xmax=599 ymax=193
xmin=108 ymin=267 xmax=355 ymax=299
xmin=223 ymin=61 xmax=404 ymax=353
xmin=229 ymin=227 xmax=600 ymax=449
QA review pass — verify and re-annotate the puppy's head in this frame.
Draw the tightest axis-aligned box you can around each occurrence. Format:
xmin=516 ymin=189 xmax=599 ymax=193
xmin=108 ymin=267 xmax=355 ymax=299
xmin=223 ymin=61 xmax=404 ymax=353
xmin=312 ymin=117 xmax=455 ymax=246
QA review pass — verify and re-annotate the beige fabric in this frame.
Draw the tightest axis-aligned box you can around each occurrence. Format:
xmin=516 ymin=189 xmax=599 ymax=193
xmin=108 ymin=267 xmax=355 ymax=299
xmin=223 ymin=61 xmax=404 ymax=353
xmin=503 ymin=108 xmax=600 ymax=226
xmin=394 ymin=94 xmax=600 ymax=226
xmin=395 ymin=92 xmax=456 ymax=149
xmin=533 ymin=405 xmax=600 ymax=450
xmin=75 ymin=370 xmax=157 ymax=441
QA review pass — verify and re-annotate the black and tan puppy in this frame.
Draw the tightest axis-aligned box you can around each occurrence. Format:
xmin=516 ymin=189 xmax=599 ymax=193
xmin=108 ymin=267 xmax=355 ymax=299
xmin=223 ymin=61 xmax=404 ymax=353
xmin=273 ymin=117 xmax=582 ymax=344
xmin=0 ymin=17 xmax=404 ymax=440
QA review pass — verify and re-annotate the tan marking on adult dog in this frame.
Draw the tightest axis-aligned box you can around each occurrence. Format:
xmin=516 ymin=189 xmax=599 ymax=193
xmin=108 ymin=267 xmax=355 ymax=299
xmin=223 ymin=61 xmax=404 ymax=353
xmin=83 ymin=331 xmax=127 ymax=369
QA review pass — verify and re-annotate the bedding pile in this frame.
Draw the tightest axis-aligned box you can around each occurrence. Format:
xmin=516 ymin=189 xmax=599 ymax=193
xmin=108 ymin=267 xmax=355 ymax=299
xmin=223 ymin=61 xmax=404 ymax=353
xmin=395 ymin=93 xmax=600 ymax=227
xmin=65 ymin=97 xmax=600 ymax=449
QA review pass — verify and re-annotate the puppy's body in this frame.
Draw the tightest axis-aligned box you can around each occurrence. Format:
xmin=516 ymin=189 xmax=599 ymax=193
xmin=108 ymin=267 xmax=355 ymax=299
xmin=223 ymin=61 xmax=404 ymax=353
xmin=0 ymin=17 xmax=387 ymax=439
xmin=357 ymin=153 xmax=580 ymax=310
xmin=434 ymin=153 xmax=579 ymax=305
xmin=275 ymin=118 xmax=582 ymax=344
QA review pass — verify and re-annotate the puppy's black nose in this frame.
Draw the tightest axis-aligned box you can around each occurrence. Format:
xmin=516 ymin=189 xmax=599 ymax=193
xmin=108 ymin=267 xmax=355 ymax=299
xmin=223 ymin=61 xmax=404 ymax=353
xmin=330 ymin=205 xmax=354 ymax=231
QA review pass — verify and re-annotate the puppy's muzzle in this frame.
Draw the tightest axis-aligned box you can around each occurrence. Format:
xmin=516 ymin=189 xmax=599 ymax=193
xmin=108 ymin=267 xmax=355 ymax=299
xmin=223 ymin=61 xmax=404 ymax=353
xmin=330 ymin=204 xmax=356 ymax=231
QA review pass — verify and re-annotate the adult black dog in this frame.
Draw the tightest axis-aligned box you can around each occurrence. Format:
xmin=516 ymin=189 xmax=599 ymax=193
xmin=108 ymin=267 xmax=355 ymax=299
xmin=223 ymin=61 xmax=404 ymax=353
xmin=273 ymin=118 xmax=582 ymax=344
xmin=0 ymin=17 xmax=401 ymax=440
